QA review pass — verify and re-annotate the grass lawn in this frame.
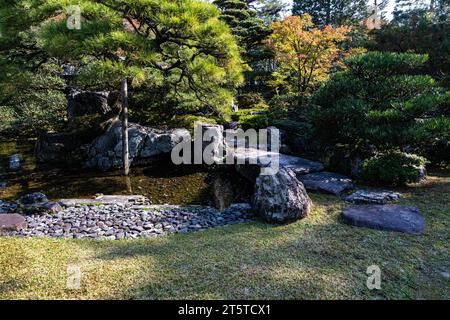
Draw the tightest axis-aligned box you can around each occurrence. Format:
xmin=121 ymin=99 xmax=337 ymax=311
xmin=0 ymin=172 xmax=448 ymax=300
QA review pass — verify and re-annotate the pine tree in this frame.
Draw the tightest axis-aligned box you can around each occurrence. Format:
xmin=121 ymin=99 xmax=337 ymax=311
xmin=393 ymin=0 xmax=429 ymax=24
xmin=251 ymin=0 xmax=286 ymax=23
xmin=292 ymin=0 xmax=368 ymax=27
xmin=434 ymin=0 xmax=450 ymax=22
xmin=311 ymin=52 xmax=450 ymax=165
xmin=213 ymin=0 xmax=279 ymax=96
xmin=213 ymin=0 xmax=271 ymax=54
xmin=1 ymin=0 xmax=244 ymax=173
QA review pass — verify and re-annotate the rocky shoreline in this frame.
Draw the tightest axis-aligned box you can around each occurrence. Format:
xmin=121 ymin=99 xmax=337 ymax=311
xmin=4 ymin=203 xmax=255 ymax=240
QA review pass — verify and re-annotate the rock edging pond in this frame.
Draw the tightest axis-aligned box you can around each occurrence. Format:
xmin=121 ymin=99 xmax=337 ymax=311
xmin=4 ymin=202 xmax=255 ymax=240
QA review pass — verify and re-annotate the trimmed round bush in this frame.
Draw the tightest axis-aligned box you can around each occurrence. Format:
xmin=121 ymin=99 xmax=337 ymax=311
xmin=363 ymin=151 xmax=427 ymax=186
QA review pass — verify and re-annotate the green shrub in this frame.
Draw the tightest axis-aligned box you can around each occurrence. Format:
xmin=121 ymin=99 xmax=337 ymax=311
xmin=0 ymin=62 xmax=66 ymax=137
xmin=370 ymin=23 xmax=450 ymax=89
xmin=232 ymin=108 xmax=267 ymax=119
xmin=168 ymin=115 xmax=219 ymax=131
xmin=0 ymin=99 xmax=66 ymax=137
xmin=238 ymin=114 xmax=269 ymax=130
xmin=344 ymin=51 xmax=429 ymax=77
xmin=0 ymin=106 xmax=15 ymax=133
xmin=236 ymin=93 xmax=269 ymax=109
xmin=231 ymin=107 xmax=269 ymax=130
xmin=408 ymin=117 xmax=450 ymax=165
xmin=311 ymin=52 xmax=449 ymax=165
xmin=362 ymin=151 xmax=427 ymax=186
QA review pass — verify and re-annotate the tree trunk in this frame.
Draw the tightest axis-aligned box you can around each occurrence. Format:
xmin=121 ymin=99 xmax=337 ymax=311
xmin=121 ymin=78 xmax=130 ymax=176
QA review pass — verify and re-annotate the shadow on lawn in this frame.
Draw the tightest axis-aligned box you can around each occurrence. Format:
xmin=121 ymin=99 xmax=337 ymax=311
xmin=77 ymin=217 xmax=421 ymax=299
xmin=1 ymin=172 xmax=444 ymax=299
xmin=79 ymin=172 xmax=449 ymax=299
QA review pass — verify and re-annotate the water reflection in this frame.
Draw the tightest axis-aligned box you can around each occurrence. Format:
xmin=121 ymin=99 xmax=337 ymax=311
xmin=0 ymin=140 xmax=253 ymax=207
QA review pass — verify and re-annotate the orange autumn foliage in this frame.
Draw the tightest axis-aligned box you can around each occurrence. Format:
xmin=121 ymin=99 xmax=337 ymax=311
xmin=266 ymin=14 xmax=352 ymax=98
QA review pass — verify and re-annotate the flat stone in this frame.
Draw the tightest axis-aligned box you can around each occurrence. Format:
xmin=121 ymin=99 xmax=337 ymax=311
xmin=0 ymin=214 xmax=27 ymax=231
xmin=95 ymin=195 xmax=148 ymax=204
xmin=343 ymin=189 xmax=401 ymax=204
xmin=0 ymin=182 xmax=7 ymax=189
xmin=59 ymin=195 xmax=149 ymax=207
xmin=233 ymin=148 xmax=324 ymax=174
xmin=279 ymin=154 xmax=325 ymax=175
xmin=341 ymin=204 xmax=425 ymax=234
xmin=297 ymin=171 xmax=353 ymax=195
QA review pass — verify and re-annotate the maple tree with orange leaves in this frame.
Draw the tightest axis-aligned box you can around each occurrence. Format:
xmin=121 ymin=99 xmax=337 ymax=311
xmin=266 ymin=14 xmax=351 ymax=103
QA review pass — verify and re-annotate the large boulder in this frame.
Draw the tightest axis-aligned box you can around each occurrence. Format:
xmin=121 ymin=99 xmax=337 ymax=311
xmin=297 ymin=171 xmax=353 ymax=195
xmin=252 ymin=168 xmax=312 ymax=223
xmin=35 ymin=131 xmax=89 ymax=163
xmin=86 ymin=121 xmax=190 ymax=171
xmin=67 ymin=89 xmax=113 ymax=120
xmin=195 ymin=123 xmax=225 ymax=164
xmin=341 ymin=204 xmax=425 ymax=234
xmin=36 ymin=89 xmax=121 ymax=163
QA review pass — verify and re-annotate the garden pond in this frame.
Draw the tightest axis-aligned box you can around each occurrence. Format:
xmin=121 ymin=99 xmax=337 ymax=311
xmin=0 ymin=140 xmax=253 ymax=208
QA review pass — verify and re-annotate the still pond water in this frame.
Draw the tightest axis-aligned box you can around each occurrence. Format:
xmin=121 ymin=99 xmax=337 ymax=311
xmin=0 ymin=140 xmax=252 ymax=207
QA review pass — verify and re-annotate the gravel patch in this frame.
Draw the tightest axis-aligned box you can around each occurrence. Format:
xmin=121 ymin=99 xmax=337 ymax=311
xmin=6 ymin=203 xmax=255 ymax=239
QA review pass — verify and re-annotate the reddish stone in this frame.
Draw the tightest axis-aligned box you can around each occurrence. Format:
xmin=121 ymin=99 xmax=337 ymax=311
xmin=0 ymin=214 xmax=27 ymax=231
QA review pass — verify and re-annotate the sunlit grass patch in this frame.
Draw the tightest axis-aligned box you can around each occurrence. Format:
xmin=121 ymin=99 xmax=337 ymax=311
xmin=0 ymin=173 xmax=448 ymax=299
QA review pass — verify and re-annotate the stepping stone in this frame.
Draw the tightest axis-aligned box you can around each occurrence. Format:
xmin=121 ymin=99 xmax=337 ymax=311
xmin=95 ymin=195 xmax=149 ymax=204
xmin=297 ymin=171 xmax=353 ymax=195
xmin=343 ymin=189 xmax=401 ymax=204
xmin=341 ymin=205 xmax=425 ymax=234
xmin=0 ymin=214 xmax=27 ymax=231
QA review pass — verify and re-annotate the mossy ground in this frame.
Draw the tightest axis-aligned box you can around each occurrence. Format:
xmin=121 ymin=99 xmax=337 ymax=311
xmin=0 ymin=172 xmax=448 ymax=300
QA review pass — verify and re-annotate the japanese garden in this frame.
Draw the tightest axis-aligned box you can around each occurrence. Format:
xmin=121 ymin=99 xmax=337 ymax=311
xmin=0 ymin=0 xmax=448 ymax=300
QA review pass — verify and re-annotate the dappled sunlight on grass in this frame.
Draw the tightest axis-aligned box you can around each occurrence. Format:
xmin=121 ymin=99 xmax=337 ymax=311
xmin=0 ymin=172 xmax=448 ymax=299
